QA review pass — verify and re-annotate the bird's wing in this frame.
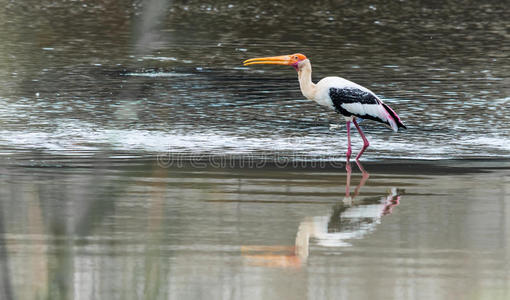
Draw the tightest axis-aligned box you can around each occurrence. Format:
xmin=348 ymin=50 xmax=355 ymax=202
xmin=329 ymin=87 xmax=401 ymax=131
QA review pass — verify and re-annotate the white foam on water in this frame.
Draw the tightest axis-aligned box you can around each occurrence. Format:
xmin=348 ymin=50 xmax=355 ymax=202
xmin=458 ymin=135 xmax=510 ymax=152
xmin=124 ymin=72 xmax=192 ymax=77
xmin=0 ymin=119 xmax=509 ymax=160
xmin=141 ymin=56 xmax=178 ymax=61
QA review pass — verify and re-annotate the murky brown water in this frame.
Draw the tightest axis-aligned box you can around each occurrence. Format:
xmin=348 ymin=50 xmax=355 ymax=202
xmin=1 ymin=156 xmax=510 ymax=299
xmin=0 ymin=0 xmax=509 ymax=299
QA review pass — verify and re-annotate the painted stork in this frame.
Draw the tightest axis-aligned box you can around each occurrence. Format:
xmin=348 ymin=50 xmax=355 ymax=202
xmin=243 ymin=53 xmax=406 ymax=161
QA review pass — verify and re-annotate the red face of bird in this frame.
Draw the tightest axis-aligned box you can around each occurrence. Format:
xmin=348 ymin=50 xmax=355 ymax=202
xmin=243 ymin=53 xmax=308 ymax=71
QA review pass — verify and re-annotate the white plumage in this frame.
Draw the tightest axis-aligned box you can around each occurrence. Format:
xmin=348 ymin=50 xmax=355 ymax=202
xmin=305 ymin=73 xmax=399 ymax=132
xmin=243 ymin=53 xmax=406 ymax=161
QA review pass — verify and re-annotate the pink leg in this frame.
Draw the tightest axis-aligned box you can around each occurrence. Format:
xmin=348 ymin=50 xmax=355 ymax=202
xmin=353 ymin=161 xmax=370 ymax=198
xmin=345 ymin=161 xmax=352 ymax=197
xmin=353 ymin=119 xmax=370 ymax=160
xmin=355 ymin=160 xmax=369 ymax=177
xmin=346 ymin=160 xmax=369 ymax=202
xmin=346 ymin=121 xmax=352 ymax=163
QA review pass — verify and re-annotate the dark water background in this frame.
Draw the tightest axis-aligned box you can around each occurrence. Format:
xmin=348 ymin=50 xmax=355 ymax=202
xmin=0 ymin=1 xmax=510 ymax=299
xmin=0 ymin=0 xmax=508 ymax=159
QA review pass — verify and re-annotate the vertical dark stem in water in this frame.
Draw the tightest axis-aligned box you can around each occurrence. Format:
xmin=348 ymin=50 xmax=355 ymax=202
xmin=0 ymin=202 xmax=13 ymax=300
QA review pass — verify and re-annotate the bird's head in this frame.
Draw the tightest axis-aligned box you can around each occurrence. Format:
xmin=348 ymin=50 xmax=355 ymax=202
xmin=243 ymin=53 xmax=308 ymax=71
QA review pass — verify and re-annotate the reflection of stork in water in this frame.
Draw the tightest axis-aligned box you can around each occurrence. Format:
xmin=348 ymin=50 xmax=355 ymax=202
xmin=242 ymin=162 xmax=402 ymax=267
xmin=295 ymin=162 xmax=401 ymax=261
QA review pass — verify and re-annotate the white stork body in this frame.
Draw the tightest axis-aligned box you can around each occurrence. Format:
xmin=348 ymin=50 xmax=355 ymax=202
xmin=243 ymin=53 xmax=406 ymax=161
xmin=296 ymin=58 xmax=405 ymax=132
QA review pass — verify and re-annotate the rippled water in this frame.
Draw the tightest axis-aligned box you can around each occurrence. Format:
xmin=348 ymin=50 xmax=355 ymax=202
xmin=0 ymin=1 xmax=510 ymax=299
xmin=1 ymin=157 xmax=510 ymax=299
xmin=0 ymin=0 xmax=508 ymax=160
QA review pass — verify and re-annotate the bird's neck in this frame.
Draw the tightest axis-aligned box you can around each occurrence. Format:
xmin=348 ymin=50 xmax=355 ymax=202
xmin=297 ymin=59 xmax=317 ymax=101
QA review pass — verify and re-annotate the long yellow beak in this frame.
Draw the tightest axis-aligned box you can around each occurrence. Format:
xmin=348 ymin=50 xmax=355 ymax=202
xmin=243 ymin=55 xmax=295 ymax=66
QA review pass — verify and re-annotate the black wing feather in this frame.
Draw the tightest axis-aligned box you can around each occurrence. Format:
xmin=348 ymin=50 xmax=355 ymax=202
xmin=329 ymin=87 xmax=386 ymax=123
xmin=328 ymin=87 xmax=406 ymax=131
xmin=329 ymin=87 xmax=379 ymax=107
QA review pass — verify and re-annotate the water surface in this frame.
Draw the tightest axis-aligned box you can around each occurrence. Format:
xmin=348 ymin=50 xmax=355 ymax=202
xmin=1 ymin=156 xmax=510 ymax=299
xmin=0 ymin=1 xmax=509 ymax=299
xmin=0 ymin=0 xmax=508 ymax=159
